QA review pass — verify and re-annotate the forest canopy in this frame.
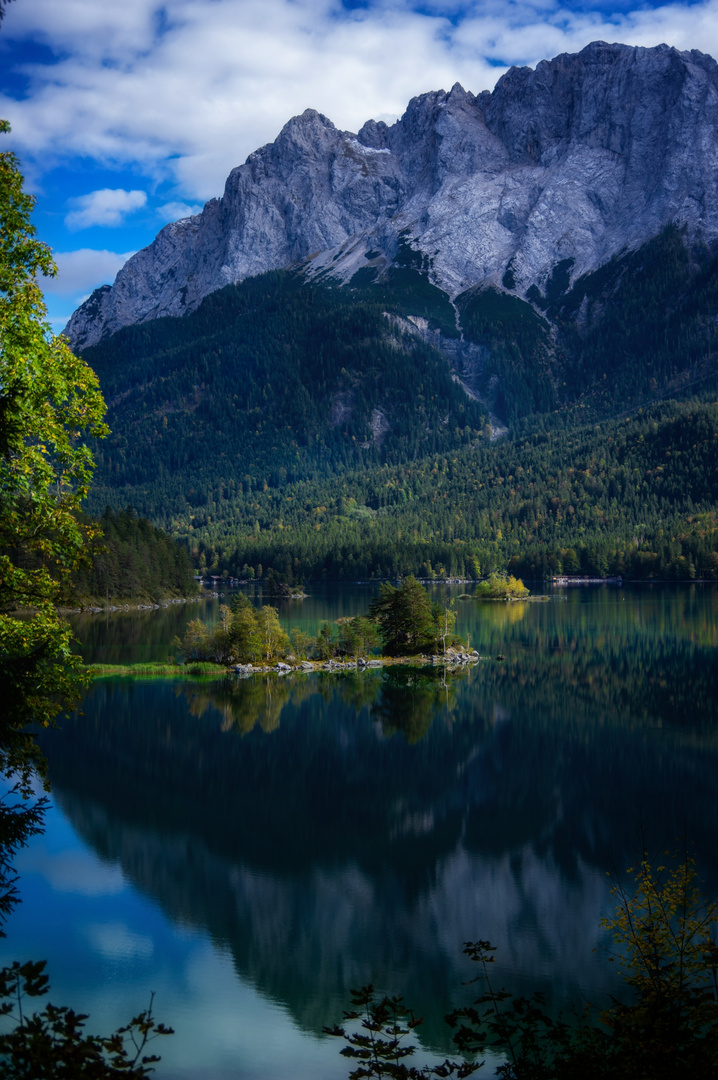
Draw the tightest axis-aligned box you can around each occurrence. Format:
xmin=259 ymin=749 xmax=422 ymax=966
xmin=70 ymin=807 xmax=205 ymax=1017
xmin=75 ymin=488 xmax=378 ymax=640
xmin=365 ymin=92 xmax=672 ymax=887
xmin=76 ymin=232 xmax=718 ymax=583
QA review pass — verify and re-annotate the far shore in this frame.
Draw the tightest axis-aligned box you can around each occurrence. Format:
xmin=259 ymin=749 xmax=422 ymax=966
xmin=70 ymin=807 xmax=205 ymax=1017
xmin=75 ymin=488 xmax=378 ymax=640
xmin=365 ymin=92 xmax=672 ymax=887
xmin=63 ymin=579 xmax=714 ymax=619
xmin=60 ymin=595 xmax=204 ymax=614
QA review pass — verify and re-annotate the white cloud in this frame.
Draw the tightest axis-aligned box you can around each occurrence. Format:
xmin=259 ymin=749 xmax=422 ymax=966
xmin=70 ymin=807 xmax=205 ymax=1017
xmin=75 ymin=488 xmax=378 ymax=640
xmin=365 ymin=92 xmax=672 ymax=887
xmin=65 ymin=187 xmax=147 ymax=229
xmin=86 ymin=921 xmax=155 ymax=960
xmin=2 ymin=0 xmax=718 ymax=201
xmin=45 ymin=248 xmax=135 ymax=295
xmin=157 ymin=200 xmax=204 ymax=223
xmin=17 ymin=847 xmax=128 ymax=896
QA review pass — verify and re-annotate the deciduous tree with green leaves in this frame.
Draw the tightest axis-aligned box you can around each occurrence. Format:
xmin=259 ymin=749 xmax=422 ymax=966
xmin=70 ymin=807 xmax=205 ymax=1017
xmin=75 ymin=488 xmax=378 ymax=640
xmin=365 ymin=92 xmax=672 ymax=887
xmin=474 ymin=573 xmax=529 ymax=600
xmin=0 ymin=118 xmax=173 ymax=1076
xmin=257 ymin=604 xmax=290 ymax=662
xmin=0 ymin=120 xmax=108 ymax=788
xmin=336 ymin=615 xmax=381 ymax=660
xmin=597 ymin=851 xmax=718 ymax=1078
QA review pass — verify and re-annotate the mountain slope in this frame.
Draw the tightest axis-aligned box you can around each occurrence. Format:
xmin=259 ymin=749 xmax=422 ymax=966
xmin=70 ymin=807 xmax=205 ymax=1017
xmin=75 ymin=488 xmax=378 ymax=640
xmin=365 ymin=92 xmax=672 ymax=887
xmin=83 ymin=270 xmax=488 ymax=500
xmin=66 ymin=41 xmax=718 ymax=350
xmin=69 ymin=41 xmax=718 ymax=581
xmin=77 ymin=257 xmax=716 ymax=583
xmin=80 ymin=250 xmax=718 ymax=581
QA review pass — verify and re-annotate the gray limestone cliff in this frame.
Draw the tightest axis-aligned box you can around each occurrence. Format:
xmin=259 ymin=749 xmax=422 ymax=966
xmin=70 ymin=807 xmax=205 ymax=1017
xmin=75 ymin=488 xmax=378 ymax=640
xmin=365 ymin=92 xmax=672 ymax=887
xmin=65 ymin=41 xmax=718 ymax=350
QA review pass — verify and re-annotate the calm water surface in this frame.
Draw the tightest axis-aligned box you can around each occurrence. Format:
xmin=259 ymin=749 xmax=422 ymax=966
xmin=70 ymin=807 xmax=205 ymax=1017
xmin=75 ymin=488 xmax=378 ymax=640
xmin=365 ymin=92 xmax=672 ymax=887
xmin=4 ymin=584 xmax=718 ymax=1078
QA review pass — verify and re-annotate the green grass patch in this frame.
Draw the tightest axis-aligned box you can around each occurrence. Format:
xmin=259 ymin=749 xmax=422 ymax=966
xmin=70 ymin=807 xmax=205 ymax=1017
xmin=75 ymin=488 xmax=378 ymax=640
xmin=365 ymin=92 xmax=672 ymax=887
xmin=87 ymin=661 xmax=226 ymax=680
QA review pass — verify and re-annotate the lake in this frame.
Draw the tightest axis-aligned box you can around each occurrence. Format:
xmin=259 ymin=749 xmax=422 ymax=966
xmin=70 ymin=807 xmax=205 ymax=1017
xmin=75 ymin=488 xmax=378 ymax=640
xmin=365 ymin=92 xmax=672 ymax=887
xmin=3 ymin=583 xmax=718 ymax=1078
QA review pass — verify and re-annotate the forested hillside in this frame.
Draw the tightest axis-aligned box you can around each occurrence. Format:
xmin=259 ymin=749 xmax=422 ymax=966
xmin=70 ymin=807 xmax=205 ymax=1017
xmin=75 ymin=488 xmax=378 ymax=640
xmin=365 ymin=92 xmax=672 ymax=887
xmin=171 ymin=399 xmax=718 ymax=581
xmin=77 ymin=229 xmax=718 ymax=581
xmin=83 ymin=269 xmax=486 ymax=494
xmin=71 ymin=508 xmax=197 ymax=604
xmin=457 ymin=226 xmax=718 ymax=423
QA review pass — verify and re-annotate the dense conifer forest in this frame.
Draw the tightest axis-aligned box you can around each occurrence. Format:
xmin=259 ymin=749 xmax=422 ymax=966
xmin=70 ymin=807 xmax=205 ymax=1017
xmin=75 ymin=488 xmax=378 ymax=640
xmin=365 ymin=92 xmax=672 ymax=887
xmin=78 ymin=227 xmax=718 ymax=582
xmin=71 ymin=508 xmax=197 ymax=604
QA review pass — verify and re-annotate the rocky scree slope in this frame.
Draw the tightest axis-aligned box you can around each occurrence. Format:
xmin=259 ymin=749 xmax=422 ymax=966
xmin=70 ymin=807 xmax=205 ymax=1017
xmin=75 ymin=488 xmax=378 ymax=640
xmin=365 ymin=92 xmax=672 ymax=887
xmin=65 ymin=40 xmax=718 ymax=351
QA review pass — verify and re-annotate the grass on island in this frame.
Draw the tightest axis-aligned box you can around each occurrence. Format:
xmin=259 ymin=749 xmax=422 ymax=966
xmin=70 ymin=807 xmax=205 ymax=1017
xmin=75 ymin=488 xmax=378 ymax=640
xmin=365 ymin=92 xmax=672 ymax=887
xmin=88 ymin=661 xmax=227 ymax=680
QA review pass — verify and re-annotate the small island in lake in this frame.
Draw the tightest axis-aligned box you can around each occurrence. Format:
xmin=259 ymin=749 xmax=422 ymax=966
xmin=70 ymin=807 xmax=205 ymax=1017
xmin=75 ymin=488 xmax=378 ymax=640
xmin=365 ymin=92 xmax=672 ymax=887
xmin=469 ymin=572 xmax=547 ymax=601
xmin=88 ymin=577 xmax=514 ymax=679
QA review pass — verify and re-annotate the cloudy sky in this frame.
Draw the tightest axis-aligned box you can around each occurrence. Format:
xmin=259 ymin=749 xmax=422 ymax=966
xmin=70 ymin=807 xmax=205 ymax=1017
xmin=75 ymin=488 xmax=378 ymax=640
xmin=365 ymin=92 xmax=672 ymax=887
xmin=0 ymin=0 xmax=714 ymax=328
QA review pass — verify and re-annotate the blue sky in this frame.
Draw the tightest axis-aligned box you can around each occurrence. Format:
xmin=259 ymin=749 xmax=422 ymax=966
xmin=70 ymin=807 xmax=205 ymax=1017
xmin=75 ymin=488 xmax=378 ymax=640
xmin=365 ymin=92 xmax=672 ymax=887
xmin=0 ymin=0 xmax=714 ymax=330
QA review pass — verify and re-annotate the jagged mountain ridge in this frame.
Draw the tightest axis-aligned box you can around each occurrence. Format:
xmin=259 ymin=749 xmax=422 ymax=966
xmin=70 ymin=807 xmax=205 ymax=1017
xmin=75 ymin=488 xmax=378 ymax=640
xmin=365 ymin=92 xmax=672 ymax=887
xmin=66 ymin=40 xmax=718 ymax=350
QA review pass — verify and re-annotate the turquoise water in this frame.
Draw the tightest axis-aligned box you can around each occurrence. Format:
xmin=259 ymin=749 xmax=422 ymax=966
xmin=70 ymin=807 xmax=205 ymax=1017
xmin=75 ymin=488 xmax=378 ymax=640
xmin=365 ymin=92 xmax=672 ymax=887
xmin=3 ymin=584 xmax=718 ymax=1077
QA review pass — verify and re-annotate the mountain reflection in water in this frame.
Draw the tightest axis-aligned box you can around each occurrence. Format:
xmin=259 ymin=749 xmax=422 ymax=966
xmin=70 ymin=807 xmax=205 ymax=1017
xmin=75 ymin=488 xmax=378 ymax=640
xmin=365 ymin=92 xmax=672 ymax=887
xmin=41 ymin=596 xmax=718 ymax=1050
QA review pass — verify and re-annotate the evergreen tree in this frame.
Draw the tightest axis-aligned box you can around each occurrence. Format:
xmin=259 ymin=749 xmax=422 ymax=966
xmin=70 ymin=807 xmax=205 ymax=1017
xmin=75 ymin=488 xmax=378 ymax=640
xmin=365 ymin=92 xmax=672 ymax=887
xmin=369 ymin=577 xmax=438 ymax=656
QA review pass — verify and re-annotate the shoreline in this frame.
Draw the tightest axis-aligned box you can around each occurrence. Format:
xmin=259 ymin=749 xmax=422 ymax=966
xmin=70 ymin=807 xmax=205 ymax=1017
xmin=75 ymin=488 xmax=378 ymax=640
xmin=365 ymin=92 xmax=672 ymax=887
xmin=60 ymin=595 xmax=203 ymax=614
xmin=87 ymin=648 xmax=495 ymax=681
xmin=64 ymin=579 xmax=717 ymax=618
xmin=231 ymin=648 xmax=487 ymax=676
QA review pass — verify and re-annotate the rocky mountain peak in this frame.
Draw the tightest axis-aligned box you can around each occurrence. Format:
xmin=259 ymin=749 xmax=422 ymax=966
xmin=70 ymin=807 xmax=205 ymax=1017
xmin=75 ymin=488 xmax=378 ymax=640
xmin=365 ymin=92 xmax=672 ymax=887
xmin=65 ymin=41 xmax=718 ymax=350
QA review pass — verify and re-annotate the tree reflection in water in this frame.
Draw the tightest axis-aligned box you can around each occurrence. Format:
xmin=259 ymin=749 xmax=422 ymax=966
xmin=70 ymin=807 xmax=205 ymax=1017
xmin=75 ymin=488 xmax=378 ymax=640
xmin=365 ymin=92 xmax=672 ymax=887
xmin=36 ymin=590 xmax=718 ymax=1057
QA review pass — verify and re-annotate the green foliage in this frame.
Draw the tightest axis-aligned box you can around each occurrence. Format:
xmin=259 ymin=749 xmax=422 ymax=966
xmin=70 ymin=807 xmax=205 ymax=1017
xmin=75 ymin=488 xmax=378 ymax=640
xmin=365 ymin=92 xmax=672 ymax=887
xmin=475 ymin=226 xmax=718 ymax=423
xmin=0 ymin=960 xmax=172 ymax=1078
xmin=0 ymin=125 xmax=174 ymax=1080
xmin=288 ymin=625 xmax=314 ymax=660
xmin=0 ymin=121 xmax=107 ymax=787
xmin=324 ymin=984 xmax=478 ymax=1079
xmin=74 ymin=384 xmax=718 ymax=584
xmin=315 ymin=621 xmax=336 ymax=660
xmin=325 ymin=854 xmax=718 ymax=1080
xmin=171 ymin=583 xmax=445 ymax=667
xmin=434 ymin=600 xmax=457 ymax=655
xmin=74 ymin=228 xmax=718 ymax=584
xmin=369 ymin=577 xmax=440 ymax=656
xmin=187 ymin=396 xmax=718 ymax=583
xmin=598 ymin=852 xmax=718 ymax=1076
xmin=336 ymin=616 xmax=381 ymax=659
xmin=551 ymin=226 xmax=718 ymax=415
xmin=264 ymin=568 xmax=304 ymax=597
xmin=474 ymin=573 xmax=529 ymax=600
xmin=72 ymin=507 xmax=197 ymax=603
xmin=89 ymin=662 xmax=224 ymax=679
xmin=351 ymin=265 xmax=461 ymax=339
xmin=456 ymin=287 xmax=556 ymax=421
xmin=257 ymin=604 xmax=290 ymax=662
xmin=227 ymin=596 xmax=263 ymax=663
xmin=171 ymin=601 xmax=290 ymax=665
xmin=82 ymin=269 xmax=486 ymax=517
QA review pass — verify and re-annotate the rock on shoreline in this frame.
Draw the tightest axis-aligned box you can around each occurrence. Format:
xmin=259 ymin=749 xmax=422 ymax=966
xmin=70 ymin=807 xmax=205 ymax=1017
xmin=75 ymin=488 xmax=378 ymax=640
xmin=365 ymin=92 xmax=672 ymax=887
xmin=232 ymin=647 xmax=484 ymax=677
